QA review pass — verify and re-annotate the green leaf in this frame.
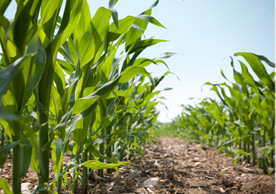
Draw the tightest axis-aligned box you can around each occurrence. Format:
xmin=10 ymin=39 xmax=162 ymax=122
xmin=145 ymin=0 xmax=159 ymax=12
xmin=0 ymin=140 xmax=21 ymax=167
xmin=57 ymin=0 xmax=84 ymax=45
xmin=85 ymin=77 xmax=121 ymax=98
xmin=81 ymin=160 xmax=130 ymax=170
xmin=58 ymin=60 xmax=75 ymax=75
xmin=0 ymin=108 xmax=19 ymax=121
xmin=160 ymin=52 xmax=177 ymax=59
xmin=86 ymin=143 xmax=116 ymax=162
xmin=22 ymin=139 xmax=32 ymax=178
xmin=25 ymin=35 xmax=47 ymax=92
xmin=119 ymin=66 xmax=150 ymax=83
xmin=53 ymin=62 xmax=66 ymax=96
xmin=0 ymin=0 xmax=11 ymax=16
xmin=108 ymin=0 xmax=118 ymax=9
xmin=74 ymin=0 xmax=91 ymax=43
xmin=73 ymin=98 xmax=98 ymax=115
xmin=79 ymin=7 xmax=111 ymax=66
xmin=129 ymin=38 xmax=167 ymax=54
xmin=239 ymin=61 xmax=260 ymax=95
xmin=41 ymin=0 xmax=63 ymax=38
xmin=108 ymin=16 xmax=135 ymax=42
xmin=49 ymin=85 xmax=62 ymax=118
xmin=52 ymin=138 xmax=63 ymax=175
xmin=254 ymin=54 xmax=275 ymax=68
xmin=13 ymin=0 xmax=40 ymax=53
xmin=110 ymin=9 xmax=118 ymax=29
xmin=137 ymin=15 xmax=165 ymax=28
xmin=125 ymin=9 xmax=153 ymax=51
xmin=73 ymin=77 xmax=121 ymax=114
xmin=0 ymin=56 xmax=30 ymax=103
xmin=235 ymin=52 xmax=275 ymax=91
xmin=0 ymin=178 xmax=12 ymax=194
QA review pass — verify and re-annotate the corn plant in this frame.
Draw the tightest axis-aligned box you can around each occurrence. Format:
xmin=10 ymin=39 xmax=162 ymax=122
xmin=170 ymin=53 xmax=275 ymax=174
xmin=0 ymin=0 xmax=171 ymax=193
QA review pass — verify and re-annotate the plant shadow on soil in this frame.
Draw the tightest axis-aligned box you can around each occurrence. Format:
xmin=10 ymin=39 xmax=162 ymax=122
xmin=0 ymin=137 xmax=274 ymax=194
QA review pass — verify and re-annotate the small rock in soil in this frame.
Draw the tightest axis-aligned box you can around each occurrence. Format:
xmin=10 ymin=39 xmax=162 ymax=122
xmin=143 ymin=177 xmax=160 ymax=188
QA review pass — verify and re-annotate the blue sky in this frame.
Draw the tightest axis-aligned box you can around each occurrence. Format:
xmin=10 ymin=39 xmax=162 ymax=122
xmin=93 ymin=0 xmax=274 ymax=122
xmin=3 ymin=0 xmax=275 ymax=122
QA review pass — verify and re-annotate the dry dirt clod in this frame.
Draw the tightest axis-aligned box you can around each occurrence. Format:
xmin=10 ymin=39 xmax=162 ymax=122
xmin=21 ymin=182 xmax=31 ymax=194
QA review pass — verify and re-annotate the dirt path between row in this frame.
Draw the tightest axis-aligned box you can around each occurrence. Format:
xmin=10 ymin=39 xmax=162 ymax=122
xmin=1 ymin=137 xmax=275 ymax=193
xmin=93 ymin=137 xmax=275 ymax=194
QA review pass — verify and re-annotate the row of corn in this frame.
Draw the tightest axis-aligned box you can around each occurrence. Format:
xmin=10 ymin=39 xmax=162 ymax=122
xmin=0 ymin=0 xmax=170 ymax=193
xmin=164 ymin=53 xmax=275 ymax=174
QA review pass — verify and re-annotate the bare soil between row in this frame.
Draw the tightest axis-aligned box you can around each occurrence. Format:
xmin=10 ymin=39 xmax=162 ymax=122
xmin=1 ymin=137 xmax=275 ymax=193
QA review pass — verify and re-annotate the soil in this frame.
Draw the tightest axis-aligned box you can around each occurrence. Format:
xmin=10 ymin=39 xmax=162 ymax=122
xmin=1 ymin=137 xmax=275 ymax=194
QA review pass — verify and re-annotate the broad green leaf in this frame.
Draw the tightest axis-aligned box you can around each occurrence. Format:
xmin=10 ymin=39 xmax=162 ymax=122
xmin=53 ymin=62 xmax=66 ymax=96
xmin=108 ymin=0 xmax=118 ymax=9
xmin=0 ymin=119 xmax=13 ymax=139
xmin=13 ymin=0 xmax=40 ymax=53
xmin=239 ymin=61 xmax=260 ymax=95
xmin=79 ymin=7 xmax=111 ymax=66
xmin=254 ymin=54 xmax=275 ymax=68
xmin=53 ymin=108 xmax=73 ymax=132
xmin=85 ymin=77 xmax=121 ymax=98
xmin=0 ymin=178 xmax=12 ymax=194
xmin=0 ymin=56 xmax=31 ymax=102
xmin=108 ymin=16 xmax=135 ymax=42
xmin=41 ymin=0 xmax=63 ymax=39
xmin=0 ymin=0 xmax=11 ymax=16
xmin=73 ymin=77 xmax=121 ymax=114
xmin=54 ymin=163 xmax=78 ymax=179
xmin=125 ymin=9 xmax=152 ymax=50
xmin=6 ymin=39 xmax=19 ymax=60
xmin=25 ymin=35 xmax=47 ymax=92
xmin=110 ymin=9 xmax=118 ymax=29
xmin=129 ymin=38 xmax=167 ymax=54
xmin=81 ymin=160 xmax=130 ymax=170
xmin=58 ymin=60 xmax=75 ymax=75
xmin=49 ymin=85 xmax=62 ymax=118
xmin=64 ymin=114 xmax=82 ymax=145
xmin=68 ymin=38 xmax=78 ymax=65
xmin=57 ymin=0 xmax=84 ymax=45
xmin=235 ymin=52 xmax=275 ymax=91
xmin=0 ymin=108 xmax=18 ymax=121
xmin=29 ymin=140 xmax=39 ymax=173
xmin=0 ymin=15 xmax=12 ymax=63
xmin=74 ymin=0 xmax=91 ymax=43
xmin=100 ymin=48 xmax=117 ymax=81
xmin=143 ymin=0 xmax=159 ymax=13
xmin=0 ymin=140 xmax=20 ymax=167
xmin=137 ymin=15 xmax=165 ymax=28
xmin=52 ymin=138 xmax=63 ymax=175
xmin=119 ymin=66 xmax=149 ymax=83
xmin=31 ymin=184 xmax=48 ymax=194
xmin=22 ymin=139 xmax=32 ymax=178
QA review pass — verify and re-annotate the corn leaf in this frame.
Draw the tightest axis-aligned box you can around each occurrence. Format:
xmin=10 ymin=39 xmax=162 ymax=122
xmin=0 ymin=140 xmax=21 ymax=167
xmin=235 ymin=52 xmax=275 ymax=91
xmin=0 ymin=56 xmax=30 ymax=102
xmin=81 ymin=160 xmax=130 ymax=170
xmin=0 ymin=178 xmax=12 ymax=194
xmin=119 ymin=66 xmax=150 ymax=84
xmin=0 ymin=0 xmax=11 ymax=16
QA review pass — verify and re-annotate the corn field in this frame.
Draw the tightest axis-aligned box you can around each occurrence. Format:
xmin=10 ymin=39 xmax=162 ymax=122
xmin=162 ymin=53 xmax=275 ymax=174
xmin=0 ymin=0 xmax=171 ymax=193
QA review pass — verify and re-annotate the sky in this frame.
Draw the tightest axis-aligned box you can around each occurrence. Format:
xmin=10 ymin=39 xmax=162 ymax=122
xmin=91 ymin=0 xmax=274 ymax=122
xmin=3 ymin=0 xmax=275 ymax=122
